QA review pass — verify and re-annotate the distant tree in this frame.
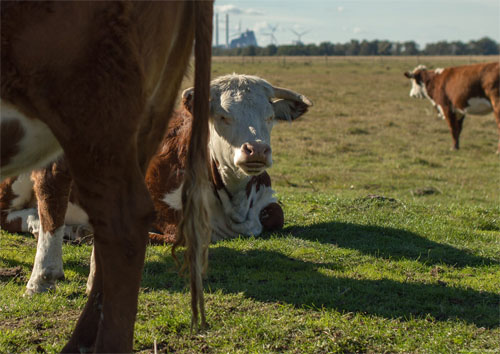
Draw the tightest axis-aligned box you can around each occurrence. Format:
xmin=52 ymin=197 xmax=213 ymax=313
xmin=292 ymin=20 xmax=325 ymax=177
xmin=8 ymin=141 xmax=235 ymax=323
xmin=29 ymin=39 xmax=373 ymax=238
xmin=242 ymin=45 xmax=257 ymax=56
xmin=377 ymin=40 xmax=392 ymax=55
xmin=391 ymin=42 xmax=403 ymax=55
xmin=403 ymin=41 xmax=419 ymax=55
xmin=449 ymin=41 xmax=468 ymax=55
xmin=359 ymin=40 xmax=376 ymax=55
xmin=469 ymin=37 xmax=499 ymax=55
xmin=333 ymin=43 xmax=347 ymax=55
xmin=318 ymin=41 xmax=335 ymax=55
xmin=346 ymin=40 xmax=360 ymax=55
xmin=305 ymin=43 xmax=319 ymax=56
xmin=262 ymin=44 xmax=278 ymax=56
xmin=211 ymin=37 xmax=498 ymax=57
xmin=424 ymin=41 xmax=453 ymax=55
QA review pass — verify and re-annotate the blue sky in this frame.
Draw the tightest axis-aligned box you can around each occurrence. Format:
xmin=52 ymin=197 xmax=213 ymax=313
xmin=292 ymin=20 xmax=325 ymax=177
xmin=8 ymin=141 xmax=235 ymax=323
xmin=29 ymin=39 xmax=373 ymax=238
xmin=214 ymin=0 xmax=500 ymax=48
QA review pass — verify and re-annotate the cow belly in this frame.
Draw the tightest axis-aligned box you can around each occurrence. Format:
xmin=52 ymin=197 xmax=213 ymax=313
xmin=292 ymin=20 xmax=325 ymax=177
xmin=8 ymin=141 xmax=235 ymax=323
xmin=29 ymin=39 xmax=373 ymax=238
xmin=464 ymin=97 xmax=493 ymax=115
xmin=1 ymin=100 xmax=62 ymax=180
xmin=64 ymin=202 xmax=89 ymax=226
xmin=9 ymin=173 xmax=35 ymax=209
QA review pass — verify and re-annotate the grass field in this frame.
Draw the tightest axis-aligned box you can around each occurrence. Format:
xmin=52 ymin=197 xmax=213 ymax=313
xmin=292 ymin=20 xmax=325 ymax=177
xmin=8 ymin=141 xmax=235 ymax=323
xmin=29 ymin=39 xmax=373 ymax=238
xmin=1 ymin=56 xmax=499 ymax=353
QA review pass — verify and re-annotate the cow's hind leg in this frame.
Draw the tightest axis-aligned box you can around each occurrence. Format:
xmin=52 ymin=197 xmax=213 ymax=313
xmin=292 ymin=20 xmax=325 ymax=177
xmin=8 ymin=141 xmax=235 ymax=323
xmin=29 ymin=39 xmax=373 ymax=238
xmin=25 ymin=160 xmax=72 ymax=295
xmin=490 ymin=98 xmax=500 ymax=153
xmin=443 ymin=106 xmax=463 ymax=150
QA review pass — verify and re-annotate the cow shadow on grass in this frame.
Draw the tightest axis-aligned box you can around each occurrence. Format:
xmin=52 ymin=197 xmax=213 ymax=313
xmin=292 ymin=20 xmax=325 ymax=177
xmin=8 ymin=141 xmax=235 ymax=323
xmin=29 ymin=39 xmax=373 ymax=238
xmin=282 ymin=221 xmax=499 ymax=268
xmin=142 ymin=247 xmax=499 ymax=329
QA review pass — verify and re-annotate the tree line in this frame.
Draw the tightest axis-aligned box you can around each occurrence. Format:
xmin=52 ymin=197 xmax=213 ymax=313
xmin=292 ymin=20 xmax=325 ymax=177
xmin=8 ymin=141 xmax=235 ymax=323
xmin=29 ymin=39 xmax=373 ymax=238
xmin=213 ymin=37 xmax=499 ymax=56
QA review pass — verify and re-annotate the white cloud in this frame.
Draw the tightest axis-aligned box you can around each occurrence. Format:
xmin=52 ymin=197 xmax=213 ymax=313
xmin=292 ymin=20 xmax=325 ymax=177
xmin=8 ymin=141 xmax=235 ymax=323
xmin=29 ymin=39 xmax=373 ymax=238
xmin=215 ymin=4 xmax=263 ymax=16
xmin=337 ymin=6 xmax=344 ymax=12
xmin=353 ymin=27 xmax=363 ymax=34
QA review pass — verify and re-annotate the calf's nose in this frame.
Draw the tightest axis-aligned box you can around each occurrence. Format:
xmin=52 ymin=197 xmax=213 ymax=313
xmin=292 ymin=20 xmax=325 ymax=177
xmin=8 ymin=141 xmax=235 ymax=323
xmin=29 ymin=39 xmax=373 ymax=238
xmin=241 ymin=142 xmax=271 ymax=160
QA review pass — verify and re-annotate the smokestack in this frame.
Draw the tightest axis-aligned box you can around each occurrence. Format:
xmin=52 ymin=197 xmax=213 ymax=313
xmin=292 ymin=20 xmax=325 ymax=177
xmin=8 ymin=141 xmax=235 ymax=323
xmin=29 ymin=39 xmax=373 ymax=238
xmin=226 ymin=13 xmax=229 ymax=48
xmin=216 ymin=13 xmax=219 ymax=47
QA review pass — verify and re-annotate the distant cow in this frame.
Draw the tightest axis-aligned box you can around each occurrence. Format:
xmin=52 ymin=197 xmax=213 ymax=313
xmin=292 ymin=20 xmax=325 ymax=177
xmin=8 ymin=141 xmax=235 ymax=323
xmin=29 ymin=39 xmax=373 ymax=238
xmin=1 ymin=2 xmax=213 ymax=352
xmin=404 ymin=62 xmax=500 ymax=152
xmin=147 ymin=74 xmax=312 ymax=243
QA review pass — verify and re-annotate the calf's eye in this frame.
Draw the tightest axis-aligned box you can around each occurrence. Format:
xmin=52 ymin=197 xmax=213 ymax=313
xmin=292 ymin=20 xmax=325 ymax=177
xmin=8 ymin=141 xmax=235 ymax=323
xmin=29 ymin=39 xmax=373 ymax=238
xmin=219 ymin=115 xmax=232 ymax=125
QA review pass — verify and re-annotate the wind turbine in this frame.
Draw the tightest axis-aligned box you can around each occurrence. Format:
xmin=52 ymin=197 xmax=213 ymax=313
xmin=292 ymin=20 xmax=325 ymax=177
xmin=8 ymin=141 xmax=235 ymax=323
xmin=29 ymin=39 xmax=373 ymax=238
xmin=291 ymin=29 xmax=309 ymax=45
xmin=262 ymin=24 xmax=278 ymax=45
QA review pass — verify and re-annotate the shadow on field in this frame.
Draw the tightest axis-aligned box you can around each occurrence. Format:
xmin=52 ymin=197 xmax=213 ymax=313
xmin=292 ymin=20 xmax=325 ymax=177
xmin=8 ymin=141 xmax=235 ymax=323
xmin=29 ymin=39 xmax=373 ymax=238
xmin=206 ymin=247 xmax=498 ymax=328
xmin=284 ymin=222 xmax=499 ymax=267
xmin=142 ymin=246 xmax=499 ymax=328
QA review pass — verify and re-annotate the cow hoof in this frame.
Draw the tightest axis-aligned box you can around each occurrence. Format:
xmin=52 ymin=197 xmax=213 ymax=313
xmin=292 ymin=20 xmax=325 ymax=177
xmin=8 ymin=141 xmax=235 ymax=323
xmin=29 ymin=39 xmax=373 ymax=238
xmin=24 ymin=272 xmax=65 ymax=296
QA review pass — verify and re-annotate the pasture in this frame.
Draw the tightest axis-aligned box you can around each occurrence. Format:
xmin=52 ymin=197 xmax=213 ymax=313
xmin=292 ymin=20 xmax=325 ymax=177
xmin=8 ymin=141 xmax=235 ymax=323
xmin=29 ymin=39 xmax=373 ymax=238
xmin=1 ymin=56 xmax=499 ymax=353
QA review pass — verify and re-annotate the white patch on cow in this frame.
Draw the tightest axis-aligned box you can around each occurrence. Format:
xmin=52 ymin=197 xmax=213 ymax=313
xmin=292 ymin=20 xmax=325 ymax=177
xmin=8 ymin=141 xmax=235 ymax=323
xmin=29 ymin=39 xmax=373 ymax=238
xmin=1 ymin=99 xmax=63 ymax=179
xmin=86 ymin=246 xmax=96 ymax=295
xmin=409 ymin=78 xmax=427 ymax=99
xmin=64 ymin=201 xmax=89 ymax=225
xmin=5 ymin=208 xmax=37 ymax=232
xmin=162 ymin=184 xmax=183 ymax=211
xmin=434 ymin=68 xmax=444 ymax=74
xmin=464 ymin=97 xmax=493 ymax=115
xmin=25 ymin=224 xmax=65 ymax=295
xmin=408 ymin=77 xmax=446 ymax=119
xmin=10 ymin=173 xmax=34 ymax=209
xmin=436 ymin=104 xmax=446 ymax=120
xmin=211 ymin=183 xmax=276 ymax=242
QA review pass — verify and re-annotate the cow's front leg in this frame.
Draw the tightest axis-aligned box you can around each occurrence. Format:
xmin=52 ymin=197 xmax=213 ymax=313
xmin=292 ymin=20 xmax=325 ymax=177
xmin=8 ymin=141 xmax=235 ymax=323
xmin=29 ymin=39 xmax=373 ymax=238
xmin=25 ymin=159 xmax=72 ymax=295
xmin=62 ymin=162 xmax=154 ymax=353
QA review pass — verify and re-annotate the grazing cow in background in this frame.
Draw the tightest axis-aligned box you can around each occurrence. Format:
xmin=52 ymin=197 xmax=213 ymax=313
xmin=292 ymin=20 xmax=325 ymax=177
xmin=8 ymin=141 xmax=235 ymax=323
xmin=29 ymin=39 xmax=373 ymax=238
xmin=147 ymin=74 xmax=312 ymax=244
xmin=1 ymin=2 xmax=213 ymax=352
xmin=404 ymin=62 xmax=500 ymax=152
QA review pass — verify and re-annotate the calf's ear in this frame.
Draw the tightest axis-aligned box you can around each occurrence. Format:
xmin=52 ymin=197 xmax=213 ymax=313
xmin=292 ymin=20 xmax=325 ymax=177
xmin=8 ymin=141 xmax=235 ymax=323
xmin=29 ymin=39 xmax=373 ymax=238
xmin=273 ymin=99 xmax=311 ymax=121
xmin=181 ymin=87 xmax=195 ymax=113
xmin=271 ymin=87 xmax=313 ymax=121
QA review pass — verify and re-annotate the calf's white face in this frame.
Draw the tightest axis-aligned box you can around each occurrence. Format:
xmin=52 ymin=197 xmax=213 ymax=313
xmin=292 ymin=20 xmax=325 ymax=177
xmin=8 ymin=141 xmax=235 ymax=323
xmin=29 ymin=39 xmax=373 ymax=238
xmin=182 ymin=74 xmax=312 ymax=178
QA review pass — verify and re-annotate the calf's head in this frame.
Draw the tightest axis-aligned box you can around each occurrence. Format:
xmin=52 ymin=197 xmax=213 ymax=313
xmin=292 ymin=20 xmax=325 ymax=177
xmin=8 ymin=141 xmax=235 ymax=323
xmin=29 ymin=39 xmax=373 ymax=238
xmin=182 ymin=74 xmax=312 ymax=177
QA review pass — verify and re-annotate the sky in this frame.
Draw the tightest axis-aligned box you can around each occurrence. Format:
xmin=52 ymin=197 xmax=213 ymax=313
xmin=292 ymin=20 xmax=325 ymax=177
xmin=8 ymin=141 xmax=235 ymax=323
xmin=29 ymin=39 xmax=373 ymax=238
xmin=213 ymin=0 xmax=500 ymax=48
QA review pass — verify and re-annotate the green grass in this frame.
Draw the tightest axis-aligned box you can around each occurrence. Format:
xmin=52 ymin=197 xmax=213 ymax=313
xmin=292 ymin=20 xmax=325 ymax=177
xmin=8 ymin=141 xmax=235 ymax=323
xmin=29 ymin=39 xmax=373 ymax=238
xmin=1 ymin=56 xmax=499 ymax=353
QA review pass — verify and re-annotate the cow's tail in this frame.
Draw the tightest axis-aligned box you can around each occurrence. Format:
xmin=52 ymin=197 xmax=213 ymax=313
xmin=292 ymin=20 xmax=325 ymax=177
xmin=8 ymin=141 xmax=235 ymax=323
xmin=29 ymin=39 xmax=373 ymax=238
xmin=175 ymin=0 xmax=213 ymax=331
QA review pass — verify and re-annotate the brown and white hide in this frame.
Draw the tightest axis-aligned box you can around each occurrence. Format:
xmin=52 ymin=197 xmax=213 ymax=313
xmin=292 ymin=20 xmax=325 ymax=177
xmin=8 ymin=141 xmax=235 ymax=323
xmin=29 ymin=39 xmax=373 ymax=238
xmin=404 ymin=62 xmax=500 ymax=152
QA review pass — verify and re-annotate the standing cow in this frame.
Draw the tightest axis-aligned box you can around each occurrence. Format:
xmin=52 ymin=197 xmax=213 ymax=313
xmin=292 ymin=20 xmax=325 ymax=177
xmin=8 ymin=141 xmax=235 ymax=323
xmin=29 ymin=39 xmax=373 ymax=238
xmin=1 ymin=2 xmax=213 ymax=352
xmin=404 ymin=62 xmax=500 ymax=152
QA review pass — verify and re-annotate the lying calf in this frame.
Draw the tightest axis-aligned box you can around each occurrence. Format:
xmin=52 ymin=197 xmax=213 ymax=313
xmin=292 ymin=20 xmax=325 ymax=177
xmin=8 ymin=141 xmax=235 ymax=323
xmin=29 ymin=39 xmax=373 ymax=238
xmin=0 ymin=74 xmax=311 ymax=292
xmin=148 ymin=73 xmax=312 ymax=243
